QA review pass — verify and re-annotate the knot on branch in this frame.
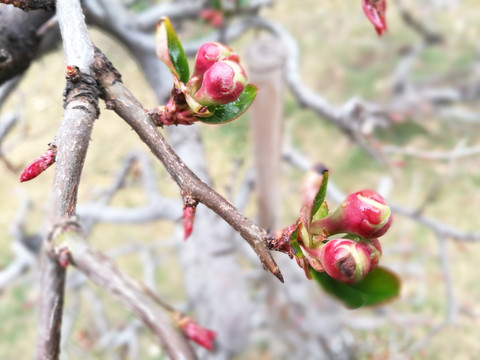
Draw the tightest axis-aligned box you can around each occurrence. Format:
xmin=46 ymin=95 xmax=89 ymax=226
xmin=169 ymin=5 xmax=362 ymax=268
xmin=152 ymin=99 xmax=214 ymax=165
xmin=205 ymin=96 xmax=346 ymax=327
xmin=91 ymin=48 xmax=122 ymax=98
xmin=63 ymin=66 xmax=100 ymax=117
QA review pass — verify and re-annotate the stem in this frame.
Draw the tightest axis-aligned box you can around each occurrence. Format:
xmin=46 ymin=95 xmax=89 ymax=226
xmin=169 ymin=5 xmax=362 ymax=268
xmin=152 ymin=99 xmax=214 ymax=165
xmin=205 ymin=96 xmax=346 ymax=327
xmin=35 ymin=1 xmax=99 ymax=359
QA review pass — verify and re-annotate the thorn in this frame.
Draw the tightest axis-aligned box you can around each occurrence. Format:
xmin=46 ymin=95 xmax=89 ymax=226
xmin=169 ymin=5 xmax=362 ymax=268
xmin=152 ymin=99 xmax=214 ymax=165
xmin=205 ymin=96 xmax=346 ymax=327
xmin=273 ymin=268 xmax=284 ymax=283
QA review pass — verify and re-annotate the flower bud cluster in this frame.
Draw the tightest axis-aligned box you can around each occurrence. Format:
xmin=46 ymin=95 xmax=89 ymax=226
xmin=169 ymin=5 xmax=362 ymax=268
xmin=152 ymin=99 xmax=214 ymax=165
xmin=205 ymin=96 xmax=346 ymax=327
xmin=151 ymin=41 xmax=248 ymax=126
xmin=276 ymin=177 xmax=392 ymax=284
xmin=314 ymin=190 xmax=391 ymax=283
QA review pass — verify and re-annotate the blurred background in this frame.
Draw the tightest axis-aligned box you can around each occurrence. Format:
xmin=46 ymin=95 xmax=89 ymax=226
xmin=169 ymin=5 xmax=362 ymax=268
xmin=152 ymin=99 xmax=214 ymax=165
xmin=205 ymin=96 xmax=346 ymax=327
xmin=1 ymin=0 xmax=479 ymax=359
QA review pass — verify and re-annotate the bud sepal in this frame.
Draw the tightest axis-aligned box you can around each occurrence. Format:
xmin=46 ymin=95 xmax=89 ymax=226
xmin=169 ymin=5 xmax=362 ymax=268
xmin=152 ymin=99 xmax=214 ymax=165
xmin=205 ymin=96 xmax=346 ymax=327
xmin=156 ymin=17 xmax=189 ymax=84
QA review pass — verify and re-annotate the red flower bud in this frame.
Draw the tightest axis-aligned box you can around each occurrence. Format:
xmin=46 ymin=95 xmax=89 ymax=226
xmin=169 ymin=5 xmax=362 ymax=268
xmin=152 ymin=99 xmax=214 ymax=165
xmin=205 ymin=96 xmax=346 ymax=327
xmin=183 ymin=206 xmax=196 ymax=241
xmin=319 ymin=238 xmax=371 ymax=284
xmin=193 ymin=42 xmax=239 ymax=79
xmin=200 ymin=9 xmax=225 ymax=29
xmin=362 ymin=0 xmax=387 ymax=36
xmin=313 ymin=190 xmax=392 ymax=239
xmin=193 ymin=60 xmax=247 ymax=106
xmin=177 ymin=315 xmax=217 ymax=351
xmin=20 ymin=146 xmax=56 ymax=182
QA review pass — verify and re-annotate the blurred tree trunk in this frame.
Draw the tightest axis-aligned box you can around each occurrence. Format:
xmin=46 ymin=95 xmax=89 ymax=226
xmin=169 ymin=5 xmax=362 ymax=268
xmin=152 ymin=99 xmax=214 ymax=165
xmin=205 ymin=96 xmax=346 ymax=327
xmin=245 ymin=37 xmax=286 ymax=231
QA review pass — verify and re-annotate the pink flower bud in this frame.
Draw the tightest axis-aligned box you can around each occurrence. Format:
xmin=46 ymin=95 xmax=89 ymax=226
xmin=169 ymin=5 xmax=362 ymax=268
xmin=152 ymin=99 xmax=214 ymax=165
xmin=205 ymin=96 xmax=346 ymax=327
xmin=177 ymin=315 xmax=217 ymax=351
xmin=362 ymin=0 xmax=387 ymax=36
xmin=193 ymin=42 xmax=239 ymax=79
xmin=319 ymin=238 xmax=371 ymax=284
xmin=20 ymin=146 xmax=56 ymax=182
xmin=313 ymin=190 xmax=392 ymax=239
xmin=193 ymin=60 xmax=247 ymax=106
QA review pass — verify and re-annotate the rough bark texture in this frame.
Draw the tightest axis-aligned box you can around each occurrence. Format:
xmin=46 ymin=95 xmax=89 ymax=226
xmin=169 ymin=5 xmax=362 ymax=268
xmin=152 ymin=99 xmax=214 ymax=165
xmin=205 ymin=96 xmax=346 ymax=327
xmin=0 ymin=4 xmax=53 ymax=84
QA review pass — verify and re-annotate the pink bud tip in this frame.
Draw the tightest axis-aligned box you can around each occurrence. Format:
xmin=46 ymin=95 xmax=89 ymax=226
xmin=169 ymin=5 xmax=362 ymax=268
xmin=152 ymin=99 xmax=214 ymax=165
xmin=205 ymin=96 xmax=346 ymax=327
xmin=362 ymin=0 xmax=388 ymax=36
xmin=20 ymin=148 xmax=56 ymax=183
xmin=320 ymin=238 xmax=372 ymax=284
xmin=183 ymin=206 xmax=196 ymax=241
xmin=178 ymin=316 xmax=217 ymax=351
xmin=193 ymin=60 xmax=247 ymax=106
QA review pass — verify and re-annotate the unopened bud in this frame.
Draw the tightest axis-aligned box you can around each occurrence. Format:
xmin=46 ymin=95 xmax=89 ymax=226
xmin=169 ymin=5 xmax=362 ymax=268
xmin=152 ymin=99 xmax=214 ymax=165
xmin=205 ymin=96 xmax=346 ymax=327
xmin=183 ymin=206 xmax=196 ymax=241
xmin=314 ymin=190 xmax=392 ymax=239
xmin=193 ymin=42 xmax=239 ymax=79
xmin=176 ymin=314 xmax=217 ymax=351
xmin=193 ymin=60 xmax=247 ymax=106
xmin=20 ymin=145 xmax=57 ymax=183
xmin=319 ymin=238 xmax=371 ymax=284
xmin=362 ymin=0 xmax=387 ymax=36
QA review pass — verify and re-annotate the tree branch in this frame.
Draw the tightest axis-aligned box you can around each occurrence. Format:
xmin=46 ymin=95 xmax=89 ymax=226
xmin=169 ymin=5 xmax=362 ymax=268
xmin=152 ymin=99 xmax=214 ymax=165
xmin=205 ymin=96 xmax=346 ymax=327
xmin=36 ymin=0 xmax=99 ymax=359
xmin=92 ymin=51 xmax=283 ymax=282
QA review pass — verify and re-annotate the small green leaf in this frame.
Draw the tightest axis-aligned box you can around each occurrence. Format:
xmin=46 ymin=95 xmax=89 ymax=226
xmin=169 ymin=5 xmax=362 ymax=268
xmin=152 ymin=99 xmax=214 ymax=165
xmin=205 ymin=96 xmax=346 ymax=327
xmin=310 ymin=267 xmax=401 ymax=309
xmin=156 ymin=17 xmax=190 ymax=84
xmin=310 ymin=170 xmax=329 ymax=222
xmin=198 ymin=84 xmax=257 ymax=124
xmin=289 ymin=228 xmax=303 ymax=258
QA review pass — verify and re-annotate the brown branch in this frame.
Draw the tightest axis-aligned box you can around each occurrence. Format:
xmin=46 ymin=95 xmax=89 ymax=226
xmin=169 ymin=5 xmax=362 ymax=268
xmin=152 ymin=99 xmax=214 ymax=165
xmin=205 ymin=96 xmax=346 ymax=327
xmin=35 ymin=1 xmax=99 ymax=359
xmin=35 ymin=252 xmax=66 ymax=360
xmin=92 ymin=51 xmax=283 ymax=283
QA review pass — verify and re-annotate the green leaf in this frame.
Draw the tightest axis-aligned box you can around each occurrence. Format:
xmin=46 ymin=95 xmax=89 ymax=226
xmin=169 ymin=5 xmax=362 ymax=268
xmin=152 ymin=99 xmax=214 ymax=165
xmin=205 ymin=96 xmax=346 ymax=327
xmin=310 ymin=170 xmax=329 ymax=222
xmin=156 ymin=17 xmax=190 ymax=84
xmin=198 ymin=84 xmax=257 ymax=124
xmin=310 ymin=267 xmax=401 ymax=309
xmin=289 ymin=228 xmax=303 ymax=258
